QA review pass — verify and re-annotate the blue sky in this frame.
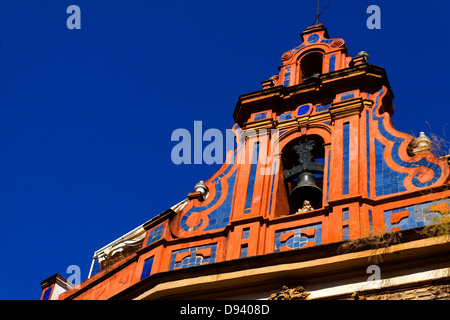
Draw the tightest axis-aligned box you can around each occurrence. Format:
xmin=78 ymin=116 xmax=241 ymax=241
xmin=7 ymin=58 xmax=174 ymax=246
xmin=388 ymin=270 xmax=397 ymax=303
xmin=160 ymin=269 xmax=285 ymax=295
xmin=0 ymin=0 xmax=448 ymax=300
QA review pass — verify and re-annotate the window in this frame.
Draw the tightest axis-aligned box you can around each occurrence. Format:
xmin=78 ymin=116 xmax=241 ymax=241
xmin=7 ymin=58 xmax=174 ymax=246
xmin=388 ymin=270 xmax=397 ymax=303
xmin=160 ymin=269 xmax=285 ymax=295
xmin=242 ymin=228 xmax=250 ymax=239
xmin=240 ymin=244 xmax=248 ymax=258
xmin=300 ymin=51 xmax=323 ymax=81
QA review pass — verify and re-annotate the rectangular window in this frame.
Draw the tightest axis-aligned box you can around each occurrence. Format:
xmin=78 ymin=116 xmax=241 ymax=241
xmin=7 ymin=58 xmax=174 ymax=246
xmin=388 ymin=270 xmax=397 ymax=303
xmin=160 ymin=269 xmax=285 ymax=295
xmin=240 ymin=244 xmax=248 ymax=258
xmin=140 ymin=256 xmax=154 ymax=280
xmin=343 ymin=225 xmax=350 ymax=241
xmin=242 ymin=228 xmax=250 ymax=239
xmin=368 ymin=210 xmax=373 ymax=235
xmin=343 ymin=208 xmax=349 ymax=222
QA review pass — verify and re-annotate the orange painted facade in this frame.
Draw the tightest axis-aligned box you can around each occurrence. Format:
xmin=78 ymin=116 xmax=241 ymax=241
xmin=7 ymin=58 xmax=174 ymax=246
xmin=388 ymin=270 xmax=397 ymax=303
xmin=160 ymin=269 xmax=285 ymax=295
xmin=41 ymin=24 xmax=450 ymax=300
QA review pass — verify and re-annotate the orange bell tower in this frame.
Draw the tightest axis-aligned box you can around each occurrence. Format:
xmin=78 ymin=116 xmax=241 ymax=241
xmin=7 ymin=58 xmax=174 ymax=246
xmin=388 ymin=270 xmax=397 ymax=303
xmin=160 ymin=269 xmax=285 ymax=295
xmin=41 ymin=24 xmax=450 ymax=301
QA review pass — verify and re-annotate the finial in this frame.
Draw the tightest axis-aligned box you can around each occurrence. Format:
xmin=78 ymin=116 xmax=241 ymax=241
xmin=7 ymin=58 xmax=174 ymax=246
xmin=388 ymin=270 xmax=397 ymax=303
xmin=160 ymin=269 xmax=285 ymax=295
xmin=313 ymin=0 xmax=330 ymax=25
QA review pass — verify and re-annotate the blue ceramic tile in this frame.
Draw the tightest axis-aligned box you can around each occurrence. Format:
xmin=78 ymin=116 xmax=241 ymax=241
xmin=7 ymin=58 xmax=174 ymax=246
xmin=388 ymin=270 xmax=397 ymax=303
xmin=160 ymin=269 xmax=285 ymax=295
xmin=204 ymin=169 xmax=237 ymax=231
xmin=371 ymin=88 xmax=442 ymax=188
xmin=315 ymin=104 xmax=330 ymax=112
xmin=341 ymin=92 xmax=355 ymax=100
xmin=284 ymin=67 xmax=291 ymax=87
xmin=268 ymin=160 xmax=278 ymax=216
xmin=374 ymin=139 xmax=407 ymax=197
xmin=342 ymin=123 xmax=350 ymax=195
xmin=329 ymin=55 xmax=336 ymax=72
xmin=42 ymin=287 xmax=52 ymax=300
xmin=298 ymin=104 xmax=311 ymax=115
xmin=274 ymin=223 xmax=322 ymax=252
xmin=384 ymin=199 xmax=449 ymax=233
xmin=170 ymin=244 xmax=218 ymax=270
xmin=146 ymin=223 xmax=164 ymax=246
xmin=279 ymin=112 xmax=292 ymax=121
xmin=244 ymin=143 xmax=259 ymax=214
xmin=291 ymin=44 xmax=305 ymax=53
xmin=366 ymin=110 xmax=371 ymax=198
xmin=254 ymin=112 xmax=267 ymax=121
xmin=326 ymin=150 xmax=331 ymax=204
xmin=140 ymin=256 xmax=154 ymax=280
xmin=308 ymin=34 xmax=319 ymax=43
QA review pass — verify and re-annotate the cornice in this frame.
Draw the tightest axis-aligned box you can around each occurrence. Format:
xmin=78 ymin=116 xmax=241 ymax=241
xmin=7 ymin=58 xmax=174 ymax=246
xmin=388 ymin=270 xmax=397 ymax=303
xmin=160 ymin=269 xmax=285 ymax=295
xmin=233 ymin=64 xmax=393 ymax=125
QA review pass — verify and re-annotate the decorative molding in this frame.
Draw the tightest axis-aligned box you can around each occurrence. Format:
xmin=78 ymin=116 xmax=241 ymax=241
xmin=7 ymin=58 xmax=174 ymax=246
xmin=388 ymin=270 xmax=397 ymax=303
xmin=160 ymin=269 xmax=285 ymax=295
xmin=268 ymin=285 xmax=310 ymax=300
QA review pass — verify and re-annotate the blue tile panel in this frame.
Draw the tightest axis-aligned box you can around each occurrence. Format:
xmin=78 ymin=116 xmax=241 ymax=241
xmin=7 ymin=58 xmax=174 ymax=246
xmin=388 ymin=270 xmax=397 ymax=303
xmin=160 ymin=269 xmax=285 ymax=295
xmin=242 ymin=228 xmax=250 ymax=239
xmin=169 ymin=244 xmax=217 ymax=270
xmin=328 ymin=55 xmax=336 ymax=72
xmin=268 ymin=160 xmax=278 ymax=216
xmin=315 ymin=103 xmax=330 ymax=112
xmin=366 ymin=110 xmax=371 ymax=198
xmin=254 ymin=112 xmax=267 ymax=121
xmin=204 ymin=169 xmax=237 ymax=231
xmin=146 ymin=223 xmax=164 ymax=246
xmin=245 ymin=143 xmax=260 ymax=214
xmin=341 ymin=92 xmax=355 ymax=100
xmin=180 ymin=127 xmax=243 ymax=232
xmin=372 ymin=88 xmax=442 ymax=189
xmin=279 ymin=112 xmax=292 ymax=121
xmin=274 ymin=223 xmax=322 ymax=252
xmin=384 ymin=199 xmax=450 ymax=232
xmin=291 ymin=44 xmax=305 ymax=53
xmin=42 ymin=287 xmax=52 ymax=300
xmin=374 ymin=139 xmax=407 ymax=196
xmin=307 ymin=34 xmax=319 ymax=43
xmin=297 ymin=104 xmax=310 ymax=116
xmin=284 ymin=66 xmax=291 ymax=87
xmin=140 ymin=256 xmax=154 ymax=280
xmin=240 ymin=245 xmax=248 ymax=258
xmin=342 ymin=122 xmax=350 ymax=195
xmin=326 ymin=150 xmax=331 ymax=203
xmin=321 ymin=39 xmax=333 ymax=44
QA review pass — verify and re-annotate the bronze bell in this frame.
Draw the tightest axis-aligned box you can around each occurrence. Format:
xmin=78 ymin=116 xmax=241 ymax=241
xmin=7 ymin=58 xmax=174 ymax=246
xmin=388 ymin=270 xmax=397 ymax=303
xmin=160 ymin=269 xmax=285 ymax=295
xmin=290 ymin=172 xmax=323 ymax=207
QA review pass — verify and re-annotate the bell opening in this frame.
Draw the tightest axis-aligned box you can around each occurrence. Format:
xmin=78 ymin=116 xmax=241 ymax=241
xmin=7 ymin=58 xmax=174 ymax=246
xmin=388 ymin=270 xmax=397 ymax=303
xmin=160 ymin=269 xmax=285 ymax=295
xmin=282 ymin=135 xmax=325 ymax=214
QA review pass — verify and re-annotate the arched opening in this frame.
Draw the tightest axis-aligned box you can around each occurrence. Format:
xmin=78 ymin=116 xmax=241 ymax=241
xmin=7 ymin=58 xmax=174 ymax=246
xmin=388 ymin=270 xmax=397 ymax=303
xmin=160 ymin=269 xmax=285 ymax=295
xmin=281 ymin=134 xmax=325 ymax=214
xmin=300 ymin=51 xmax=323 ymax=81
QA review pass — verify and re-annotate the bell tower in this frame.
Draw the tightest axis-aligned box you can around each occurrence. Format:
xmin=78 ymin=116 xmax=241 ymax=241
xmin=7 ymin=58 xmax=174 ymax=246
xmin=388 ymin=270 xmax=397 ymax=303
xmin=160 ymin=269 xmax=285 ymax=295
xmin=233 ymin=22 xmax=448 ymax=239
xmin=43 ymin=23 xmax=450 ymax=301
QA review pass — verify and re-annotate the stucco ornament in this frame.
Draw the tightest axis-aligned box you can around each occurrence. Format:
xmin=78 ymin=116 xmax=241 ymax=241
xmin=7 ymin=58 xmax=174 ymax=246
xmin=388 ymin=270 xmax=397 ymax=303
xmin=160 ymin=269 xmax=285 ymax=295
xmin=269 ymin=285 xmax=310 ymax=300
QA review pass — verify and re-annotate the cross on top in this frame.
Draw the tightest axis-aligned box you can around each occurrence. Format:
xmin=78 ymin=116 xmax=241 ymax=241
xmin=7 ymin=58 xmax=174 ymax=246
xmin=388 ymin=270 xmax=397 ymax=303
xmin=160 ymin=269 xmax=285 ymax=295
xmin=313 ymin=0 xmax=330 ymax=25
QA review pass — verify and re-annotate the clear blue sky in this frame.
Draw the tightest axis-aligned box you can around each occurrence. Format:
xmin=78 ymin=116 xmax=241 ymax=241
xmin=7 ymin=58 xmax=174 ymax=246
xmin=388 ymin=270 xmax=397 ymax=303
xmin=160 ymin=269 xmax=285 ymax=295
xmin=0 ymin=0 xmax=448 ymax=300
